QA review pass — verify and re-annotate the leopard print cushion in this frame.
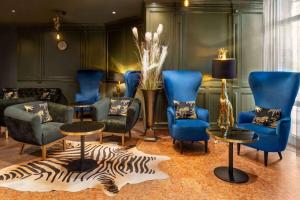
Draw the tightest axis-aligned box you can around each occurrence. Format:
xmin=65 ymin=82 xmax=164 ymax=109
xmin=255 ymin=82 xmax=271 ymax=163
xmin=108 ymin=99 xmax=131 ymax=116
xmin=24 ymin=102 xmax=53 ymax=123
xmin=252 ymin=106 xmax=281 ymax=128
xmin=174 ymin=100 xmax=197 ymax=119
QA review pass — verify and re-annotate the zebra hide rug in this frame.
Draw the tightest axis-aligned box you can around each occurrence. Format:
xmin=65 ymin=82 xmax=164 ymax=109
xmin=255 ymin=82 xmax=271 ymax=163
xmin=0 ymin=141 xmax=170 ymax=196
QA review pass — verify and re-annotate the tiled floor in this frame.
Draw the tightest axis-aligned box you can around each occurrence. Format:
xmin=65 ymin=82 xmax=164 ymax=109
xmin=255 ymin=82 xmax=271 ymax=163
xmin=0 ymin=122 xmax=299 ymax=200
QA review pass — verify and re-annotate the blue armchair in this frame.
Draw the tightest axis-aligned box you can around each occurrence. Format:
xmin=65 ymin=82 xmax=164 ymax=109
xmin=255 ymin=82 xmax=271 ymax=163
xmin=124 ymin=71 xmax=141 ymax=98
xmin=75 ymin=70 xmax=104 ymax=104
xmin=162 ymin=70 xmax=210 ymax=153
xmin=75 ymin=70 xmax=104 ymax=116
xmin=237 ymin=72 xmax=300 ymax=166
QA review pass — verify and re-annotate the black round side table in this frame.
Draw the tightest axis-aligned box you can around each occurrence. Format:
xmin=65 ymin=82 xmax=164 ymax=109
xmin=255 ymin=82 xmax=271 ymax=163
xmin=71 ymin=103 xmax=92 ymax=122
xmin=60 ymin=121 xmax=105 ymax=172
xmin=206 ymin=127 xmax=258 ymax=184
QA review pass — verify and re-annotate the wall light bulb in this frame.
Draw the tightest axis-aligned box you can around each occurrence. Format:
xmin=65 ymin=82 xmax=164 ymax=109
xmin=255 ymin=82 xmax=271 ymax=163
xmin=184 ymin=0 xmax=189 ymax=7
xmin=56 ymin=33 xmax=60 ymax=40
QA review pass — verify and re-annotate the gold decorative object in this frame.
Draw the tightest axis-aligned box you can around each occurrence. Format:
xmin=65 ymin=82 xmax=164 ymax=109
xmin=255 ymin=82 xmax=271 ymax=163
xmin=116 ymin=81 xmax=121 ymax=97
xmin=132 ymin=24 xmax=168 ymax=141
xmin=212 ymin=48 xmax=237 ymax=135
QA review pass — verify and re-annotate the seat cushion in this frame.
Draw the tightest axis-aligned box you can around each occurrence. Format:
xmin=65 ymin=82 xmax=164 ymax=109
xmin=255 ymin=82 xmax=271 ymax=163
xmin=41 ymin=122 xmax=65 ymax=145
xmin=237 ymin=123 xmax=277 ymax=136
xmin=171 ymin=119 xmax=209 ymax=141
xmin=101 ymin=115 xmax=127 ymax=133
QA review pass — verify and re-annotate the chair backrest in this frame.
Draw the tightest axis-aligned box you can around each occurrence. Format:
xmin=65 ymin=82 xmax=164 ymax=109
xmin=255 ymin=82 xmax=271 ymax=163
xmin=76 ymin=70 xmax=104 ymax=99
xmin=124 ymin=71 xmax=141 ymax=98
xmin=249 ymin=71 xmax=300 ymax=118
xmin=163 ymin=70 xmax=202 ymax=107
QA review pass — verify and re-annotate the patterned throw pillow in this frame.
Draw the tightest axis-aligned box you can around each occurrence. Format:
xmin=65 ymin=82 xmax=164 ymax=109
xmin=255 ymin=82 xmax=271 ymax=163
xmin=174 ymin=100 xmax=197 ymax=119
xmin=3 ymin=89 xmax=19 ymax=100
xmin=24 ymin=102 xmax=53 ymax=123
xmin=252 ymin=106 xmax=281 ymax=128
xmin=108 ymin=99 xmax=131 ymax=116
xmin=40 ymin=89 xmax=57 ymax=100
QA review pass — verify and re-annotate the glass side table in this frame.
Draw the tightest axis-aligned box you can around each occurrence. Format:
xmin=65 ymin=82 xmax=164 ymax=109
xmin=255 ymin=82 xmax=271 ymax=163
xmin=206 ymin=127 xmax=258 ymax=183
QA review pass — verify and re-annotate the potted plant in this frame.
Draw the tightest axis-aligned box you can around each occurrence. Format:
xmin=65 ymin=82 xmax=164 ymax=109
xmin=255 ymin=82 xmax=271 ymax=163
xmin=132 ymin=24 xmax=168 ymax=141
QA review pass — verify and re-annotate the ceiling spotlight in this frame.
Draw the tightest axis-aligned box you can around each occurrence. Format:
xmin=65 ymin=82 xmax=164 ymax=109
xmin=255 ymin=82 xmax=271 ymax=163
xmin=112 ymin=11 xmax=116 ymax=15
xmin=184 ymin=0 xmax=189 ymax=7
xmin=11 ymin=9 xmax=16 ymax=13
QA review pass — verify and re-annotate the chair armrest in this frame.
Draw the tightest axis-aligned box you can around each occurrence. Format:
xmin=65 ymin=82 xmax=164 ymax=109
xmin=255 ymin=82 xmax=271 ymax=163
xmin=91 ymin=97 xmax=110 ymax=121
xmin=4 ymin=106 xmax=42 ymax=145
xmin=195 ymin=107 xmax=209 ymax=122
xmin=238 ymin=111 xmax=255 ymax=123
xmin=167 ymin=107 xmax=176 ymax=131
xmin=48 ymin=102 xmax=74 ymax=123
xmin=276 ymin=117 xmax=291 ymax=151
xmin=126 ymin=98 xmax=141 ymax=131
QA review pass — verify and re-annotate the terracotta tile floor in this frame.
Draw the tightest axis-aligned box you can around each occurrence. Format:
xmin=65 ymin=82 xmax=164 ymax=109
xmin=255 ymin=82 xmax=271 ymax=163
xmin=0 ymin=123 xmax=299 ymax=200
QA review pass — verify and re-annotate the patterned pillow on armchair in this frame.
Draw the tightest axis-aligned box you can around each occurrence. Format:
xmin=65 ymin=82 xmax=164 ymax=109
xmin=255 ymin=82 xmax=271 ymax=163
xmin=108 ymin=99 xmax=131 ymax=116
xmin=252 ymin=106 xmax=281 ymax=128
xmin=174 ymin=100 xmax=197 ymax=119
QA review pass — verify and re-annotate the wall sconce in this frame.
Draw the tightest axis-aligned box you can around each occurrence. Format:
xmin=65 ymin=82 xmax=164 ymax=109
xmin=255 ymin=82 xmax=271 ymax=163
xmin=56 ymin=32 xmax=61 ymax=41
xmin=53 ymin=10 xmax=66 ymax=41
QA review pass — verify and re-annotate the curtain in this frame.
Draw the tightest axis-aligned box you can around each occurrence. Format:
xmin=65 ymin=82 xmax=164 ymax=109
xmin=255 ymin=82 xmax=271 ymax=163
xmin=263 ymin=0 xmax=300 ymax=155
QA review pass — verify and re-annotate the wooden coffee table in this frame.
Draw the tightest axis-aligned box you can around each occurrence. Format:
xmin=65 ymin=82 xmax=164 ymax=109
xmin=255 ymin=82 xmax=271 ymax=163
xmin=206 ymin=127 xmax=258 ymax=183
xmin=60 ymin=121 xmax=105 ymax=172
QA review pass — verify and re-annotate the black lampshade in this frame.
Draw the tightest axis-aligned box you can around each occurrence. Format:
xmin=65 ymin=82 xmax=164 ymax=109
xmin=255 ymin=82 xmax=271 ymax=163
xmin=212 ymin=59 xmax=236 ymax=79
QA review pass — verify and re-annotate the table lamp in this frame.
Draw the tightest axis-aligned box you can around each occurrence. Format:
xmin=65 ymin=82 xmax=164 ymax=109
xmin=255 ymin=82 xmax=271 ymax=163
xmin=212 ymin=48 xmax=236 ymax=132
xmin=111 ymin=72 xmax=125 ymax=97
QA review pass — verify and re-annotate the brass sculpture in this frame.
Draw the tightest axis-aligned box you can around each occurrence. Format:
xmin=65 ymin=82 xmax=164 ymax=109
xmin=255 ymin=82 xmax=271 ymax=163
xmin=217 ymin=79 xmax=234 ymax=132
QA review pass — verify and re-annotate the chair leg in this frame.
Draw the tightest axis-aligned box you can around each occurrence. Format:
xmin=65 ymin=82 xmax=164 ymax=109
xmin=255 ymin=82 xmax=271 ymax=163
xmin=204 ymin=140 xmax=208 ymax=153
xmin=264 ymin=151 xmax=268 ymax=167
xmin=62 ymin=140 xmax=66 ymax=151
xmin=278 ymin=152 xmax=283 ymax=160
xmin=19 ymin=144 xmax=25 ymax=155
xmin=121 ymin=134 xmax=125 ymax=146
xmin=5 ymin=127 xmax=8 ymax=140
xmin=173 ymin=139 xmax=176 ymax=144
xmin=129 ymin=130 xmax=132 ymax=139
xmin=179 ymin=141 xmax=183 ymax=154
xmin=41 ymin=145 xmax=47 ymax=160
xmin=99 ymin=132 xmax=103 ymax=144
xmin=237 ymin=143 xmax=241 ymax=155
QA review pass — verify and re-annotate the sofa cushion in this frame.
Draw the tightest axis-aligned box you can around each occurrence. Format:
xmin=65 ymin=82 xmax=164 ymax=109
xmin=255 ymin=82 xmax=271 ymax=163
xmin=2 ymin=89 xmax=19 ymax=100
xmin=238 ymin=123 xmax=277 ymax=136
xmin=41 ymin=122 xmax=65 ymax=145
xmin=24 ymin=102 xmax=53 ymax=123
xmin=171 ymin=119 xmax=209 ymax=141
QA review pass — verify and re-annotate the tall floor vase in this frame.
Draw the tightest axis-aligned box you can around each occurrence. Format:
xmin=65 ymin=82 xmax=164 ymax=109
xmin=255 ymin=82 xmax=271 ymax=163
xmin=142 ymin=89 xmax=159 ymax=141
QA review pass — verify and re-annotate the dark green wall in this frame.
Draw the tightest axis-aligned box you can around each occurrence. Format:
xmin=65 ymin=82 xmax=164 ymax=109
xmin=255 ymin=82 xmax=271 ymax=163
xmin=145 ymin=1 xmax=264 ymax=126
xmin=0 ymin=1 xmax=264 ymax=127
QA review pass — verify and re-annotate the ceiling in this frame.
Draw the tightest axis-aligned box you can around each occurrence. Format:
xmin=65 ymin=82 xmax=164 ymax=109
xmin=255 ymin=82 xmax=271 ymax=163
xmin=0 ymin=0 xmax=144 ymax=24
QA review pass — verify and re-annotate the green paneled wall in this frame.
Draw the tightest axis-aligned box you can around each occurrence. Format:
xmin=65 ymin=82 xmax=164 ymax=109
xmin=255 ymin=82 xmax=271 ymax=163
xmin=145 ymin=1 xmax=263 ymax=126
xmin=16 ymin=26 xmax=106 ymax=101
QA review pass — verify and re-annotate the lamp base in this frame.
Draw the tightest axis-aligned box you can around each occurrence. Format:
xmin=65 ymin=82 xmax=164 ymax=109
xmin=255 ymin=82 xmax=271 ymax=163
xmin=217 ymin=79 xmax=234 ymax=130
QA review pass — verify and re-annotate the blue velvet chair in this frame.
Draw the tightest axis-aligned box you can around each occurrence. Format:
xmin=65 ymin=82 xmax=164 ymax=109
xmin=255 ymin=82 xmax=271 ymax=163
xmin=237 ymin=71 xmax=300 ymax=166
xmin=75 ymin=70 xmax=104 ymax=116
xmin=75 ymin=70 xmax=104 ymax=104
xmin=124 ymin=71 xmax=141 ymax=98
xmin=163 ymin=70 xmax=210 ymax=153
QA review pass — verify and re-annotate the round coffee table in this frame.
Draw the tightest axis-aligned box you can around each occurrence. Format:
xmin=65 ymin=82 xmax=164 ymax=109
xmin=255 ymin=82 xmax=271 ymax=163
xmin=60 ymin=121 xmax=105 ymax=172
xmin=206 ymin=127 xmax=258 ymax=183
